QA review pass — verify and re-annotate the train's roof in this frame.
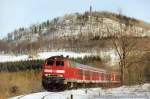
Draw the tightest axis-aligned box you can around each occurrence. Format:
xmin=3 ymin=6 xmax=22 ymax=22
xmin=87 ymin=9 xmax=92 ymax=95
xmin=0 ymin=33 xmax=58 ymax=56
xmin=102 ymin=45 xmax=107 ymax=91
xmin=46 ymin=55 xmax=68 ymax=60
xmin=72 ymin=61 xmax=106 ymax=73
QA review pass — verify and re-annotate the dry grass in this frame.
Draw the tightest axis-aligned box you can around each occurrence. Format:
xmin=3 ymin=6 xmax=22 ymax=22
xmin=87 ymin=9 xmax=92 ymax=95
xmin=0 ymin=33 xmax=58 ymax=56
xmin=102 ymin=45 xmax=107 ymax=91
xmin=0 ymin=70 xmax=43 ymax=99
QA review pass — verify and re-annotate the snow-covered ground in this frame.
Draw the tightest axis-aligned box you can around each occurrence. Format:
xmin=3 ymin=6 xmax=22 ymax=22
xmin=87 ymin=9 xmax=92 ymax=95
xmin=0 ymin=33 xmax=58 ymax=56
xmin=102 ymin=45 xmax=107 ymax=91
xmin=0 ymin=50 xmax=119 ymax=66
xmin=10 ymin=83 xmax=150 ymax=99
xmin=0 ymin=54 xmax=29 ymax=62
xmin=0 ymin=51 xmax=90 ymax=62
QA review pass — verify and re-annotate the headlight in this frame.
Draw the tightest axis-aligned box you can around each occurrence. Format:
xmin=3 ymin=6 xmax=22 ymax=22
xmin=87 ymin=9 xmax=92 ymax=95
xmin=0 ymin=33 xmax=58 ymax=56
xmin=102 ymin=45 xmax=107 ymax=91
xmin=44 ymin=74 xmax=63 ymax=77
xmin=44 ymin=74 xmax=48 ymax=76
xmin=59 ymin=75 xmax=63 ymax=77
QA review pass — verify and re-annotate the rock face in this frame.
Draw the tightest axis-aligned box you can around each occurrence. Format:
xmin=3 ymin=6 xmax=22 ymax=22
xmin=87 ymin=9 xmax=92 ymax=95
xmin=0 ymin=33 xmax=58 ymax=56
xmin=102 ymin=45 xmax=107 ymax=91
xmin=5 ymin=11 xmax=150 ymax=43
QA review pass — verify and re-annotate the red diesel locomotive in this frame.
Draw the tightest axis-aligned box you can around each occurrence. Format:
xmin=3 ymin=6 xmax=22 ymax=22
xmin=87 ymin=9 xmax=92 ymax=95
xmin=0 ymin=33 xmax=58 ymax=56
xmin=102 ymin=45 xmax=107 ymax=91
xmin=42 ymin=55 xmax=120 ymax=91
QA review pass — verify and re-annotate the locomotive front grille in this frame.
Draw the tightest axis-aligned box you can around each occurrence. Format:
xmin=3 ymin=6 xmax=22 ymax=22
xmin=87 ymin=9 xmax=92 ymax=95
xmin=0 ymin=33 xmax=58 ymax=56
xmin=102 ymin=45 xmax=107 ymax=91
xmin=45 ymin=73 xmax=63 ymax=76
xmin=49 ymin=74 xmax=59 ymax=77
xmin=42 ymin=75 xmax=65 ymax=84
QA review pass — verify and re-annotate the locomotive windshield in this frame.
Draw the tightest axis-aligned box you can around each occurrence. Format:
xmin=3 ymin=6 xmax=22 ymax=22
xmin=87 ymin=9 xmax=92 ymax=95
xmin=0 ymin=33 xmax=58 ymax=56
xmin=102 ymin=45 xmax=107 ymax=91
xmin=47 ymin=60 xmax=54 ymax=65
xmin=56 ymin=61 xmax=64 ymax=66
xmin=46 ymin=59 xmax=64 ymax=66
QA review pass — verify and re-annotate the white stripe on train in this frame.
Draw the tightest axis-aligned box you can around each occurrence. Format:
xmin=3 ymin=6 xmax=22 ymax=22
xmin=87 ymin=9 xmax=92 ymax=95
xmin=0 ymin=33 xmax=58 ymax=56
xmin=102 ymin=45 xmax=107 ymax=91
xmin=44 ymin=69 xmax=65 ymax=73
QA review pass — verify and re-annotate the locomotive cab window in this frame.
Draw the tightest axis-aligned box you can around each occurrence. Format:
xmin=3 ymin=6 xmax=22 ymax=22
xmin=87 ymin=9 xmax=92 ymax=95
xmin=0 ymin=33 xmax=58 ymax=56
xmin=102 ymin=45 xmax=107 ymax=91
xmin=56 ymin=61 xmax=64 ymax=66
xmin=47 ymin=60 xmax=54 ymax=66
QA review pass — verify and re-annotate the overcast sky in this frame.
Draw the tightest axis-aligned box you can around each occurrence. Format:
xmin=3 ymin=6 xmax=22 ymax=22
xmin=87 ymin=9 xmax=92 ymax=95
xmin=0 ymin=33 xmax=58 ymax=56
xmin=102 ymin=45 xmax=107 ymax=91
xmin=0 ymin=0 xmax=150 ymax=38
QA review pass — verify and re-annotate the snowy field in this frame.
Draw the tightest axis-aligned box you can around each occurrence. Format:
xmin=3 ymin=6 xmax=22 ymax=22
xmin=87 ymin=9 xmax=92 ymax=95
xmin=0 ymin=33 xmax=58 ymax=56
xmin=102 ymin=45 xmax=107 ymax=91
xmin=0 ymin=50 xmax=118 ymax=66
xmin=10 ymin=83 xmax=150 ymax=99
xmin=0 ymin=51 xmax=90 ymax=62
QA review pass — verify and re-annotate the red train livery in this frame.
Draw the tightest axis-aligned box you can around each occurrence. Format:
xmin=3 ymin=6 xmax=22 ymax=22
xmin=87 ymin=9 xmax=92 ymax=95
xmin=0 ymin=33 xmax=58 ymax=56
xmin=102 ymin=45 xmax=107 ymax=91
xmin=42 ymin=55 xmax=120 ymax=91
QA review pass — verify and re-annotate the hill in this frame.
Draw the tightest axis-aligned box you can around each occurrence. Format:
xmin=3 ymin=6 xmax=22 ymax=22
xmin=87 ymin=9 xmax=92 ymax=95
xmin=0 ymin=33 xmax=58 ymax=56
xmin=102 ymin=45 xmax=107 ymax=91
xmin=1 ymin=11 xmax=150 ymax=54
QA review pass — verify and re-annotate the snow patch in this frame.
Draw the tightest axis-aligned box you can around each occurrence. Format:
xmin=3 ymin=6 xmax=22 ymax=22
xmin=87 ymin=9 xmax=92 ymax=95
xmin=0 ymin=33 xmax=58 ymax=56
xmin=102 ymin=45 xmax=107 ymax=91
xmin=10 ymin=83 xmax=150 ymax=99
xmin=0 ymin=51 xmax=90 ymax=62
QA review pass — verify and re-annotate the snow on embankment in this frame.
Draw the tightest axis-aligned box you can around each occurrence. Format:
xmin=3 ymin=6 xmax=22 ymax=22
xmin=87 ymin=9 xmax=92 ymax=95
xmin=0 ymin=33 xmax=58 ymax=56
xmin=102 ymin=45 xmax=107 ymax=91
xmin=10 ymin=89 xmax=103 ymax=99
xmin=38 ymin=51 xmax=90 ymax=59
xmin=0 ymin=54 xmax=28 ymax=62
xmin=0 ymin=51 xmax=90 ymax=62
xmin=10 ymin=83 xmax=150 ymax=99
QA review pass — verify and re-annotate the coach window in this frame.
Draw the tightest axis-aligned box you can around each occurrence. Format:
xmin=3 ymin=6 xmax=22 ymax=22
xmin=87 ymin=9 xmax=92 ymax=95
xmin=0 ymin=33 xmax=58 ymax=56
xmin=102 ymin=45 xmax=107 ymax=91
xmin=78 ymin=70 xmax=83 ymax=75
xmin=47 ymin=60 xmax=54 ymax=66
xmin=101 ymin=73 xmax=104 ymax=80
xmin=56 ymin=61 xmax=64 ymax=66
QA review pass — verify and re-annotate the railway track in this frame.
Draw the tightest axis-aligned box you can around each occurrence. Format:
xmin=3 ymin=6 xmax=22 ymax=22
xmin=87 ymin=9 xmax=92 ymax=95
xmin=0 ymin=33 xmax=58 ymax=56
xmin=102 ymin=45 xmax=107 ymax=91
xmin=14 ymin=88 xmax=87 ymax=99
xmin=16 ymin=92 xmax=67 ymax=99
xmin=15 ymin=92 xmax=53 ymax=99
xmin=41 ymin=92 xmax=56 ymax=99
xmin=16 ymin=95 xmax=29 ymax=99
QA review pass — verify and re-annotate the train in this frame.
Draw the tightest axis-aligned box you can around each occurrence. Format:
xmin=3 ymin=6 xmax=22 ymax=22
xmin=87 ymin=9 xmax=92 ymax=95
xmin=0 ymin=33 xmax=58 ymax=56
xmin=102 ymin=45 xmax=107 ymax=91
xmin=42 ymin=55 xmax=120 ymax=91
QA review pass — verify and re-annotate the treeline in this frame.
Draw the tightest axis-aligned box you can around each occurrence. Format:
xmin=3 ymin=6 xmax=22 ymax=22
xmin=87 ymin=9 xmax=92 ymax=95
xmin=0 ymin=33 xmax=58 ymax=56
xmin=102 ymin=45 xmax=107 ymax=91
xmin=0 ymin=60 xmax=43 ymax=72
xmin=71 ymin=56 xmax=101 ymax=64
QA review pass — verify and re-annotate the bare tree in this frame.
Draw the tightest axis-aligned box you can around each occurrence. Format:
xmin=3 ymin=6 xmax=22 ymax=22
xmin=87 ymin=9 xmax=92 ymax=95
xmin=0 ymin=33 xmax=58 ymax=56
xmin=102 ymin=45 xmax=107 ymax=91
xmin=107 ymin=13 xmax=138 ymax=85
